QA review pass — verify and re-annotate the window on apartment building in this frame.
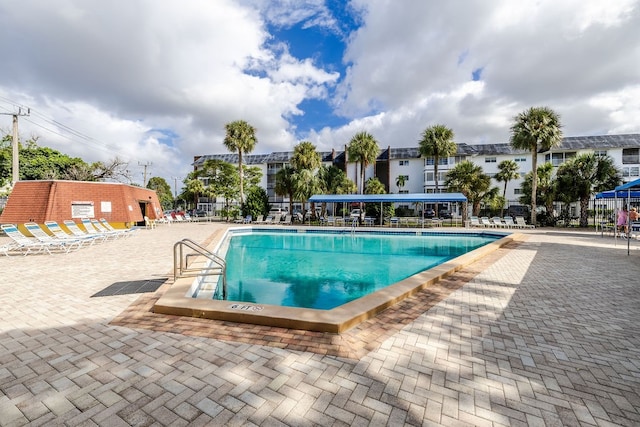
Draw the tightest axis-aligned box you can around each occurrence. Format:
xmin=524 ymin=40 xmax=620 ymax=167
xmin=453 ymin=155 xmax=465 ymax=164
xmin=425 ymin=157 xmax=449 ymax=165
xmin=514 ymin=157 xmax=527 ymax=162
xmin=399 ymin=175 xmax=409 ymax=181
xmin=514 ymin=188 xmax=522 ymax=195
xmin=623 ymin=148 xmax=639 ymax=164
xmin=399 ymin=160 xmax=409 ymax=166
xmin=622 ymin=167 xmax=640 ymax=177
xmin=546 ymin=152 xmax=576 ymax=167
xmin=424 ymin=172 xmax=446 ymax=182
xmin=485 ymin=157 xmax=496 ymax=163
xmin=594 ymin=150 xmax=607 ymax=157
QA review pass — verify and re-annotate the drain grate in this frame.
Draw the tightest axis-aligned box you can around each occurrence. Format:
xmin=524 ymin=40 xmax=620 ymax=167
xmin=91 ymin=278 xmax=168 ymax=297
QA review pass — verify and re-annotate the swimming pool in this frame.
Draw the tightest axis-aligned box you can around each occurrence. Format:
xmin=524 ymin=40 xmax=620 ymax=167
xmin=155 ymin=226 xmax=515 ymax=333
xmin=213 ymin=230 xmax=501 ymax=309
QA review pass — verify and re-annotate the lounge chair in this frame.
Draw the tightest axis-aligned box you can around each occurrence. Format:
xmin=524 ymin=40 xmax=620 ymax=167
xmin=44 ymin=220 xmax=98 ymax=246
xmin=281 ymin=215 xmax=291 ymax=225
xmin=1 ymin=223 xmax=63 ymax=255
xmin=480 ymin=217 xmax=495 ymax=227
xmin=515 ymin=216 xmax=535 ymax=228
xmin=491 ymin=217 xmax=508 ymax=228
xmin=468 ymin=216 xmax=483 ymax=227
xmin=63 ymin=220 xmax=108 ymax=243
xmin=502 ymin=217 xmax=516 ymax=228
xmin=24 ymin=222 xmax=84 ymax=253
xmin=100 ymin=218 xmax=136 ymax=237
xmin=90 ymin=218 xmax=128 ymax=238
xmin=80 ymin=218 xmax=120 ymax=240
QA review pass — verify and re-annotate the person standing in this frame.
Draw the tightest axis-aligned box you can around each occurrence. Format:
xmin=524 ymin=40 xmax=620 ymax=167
xmin=617 ymin=206 xmax=629 ymax=238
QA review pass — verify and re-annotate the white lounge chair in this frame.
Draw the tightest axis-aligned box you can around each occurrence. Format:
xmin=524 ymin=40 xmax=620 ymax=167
xmin=100 ymin=218 xmax=136 ymax=237
xmin=90 ymin=218 xmax=127 ymax=238
xmin=503 ymin=217 xmax=516 ymax=228
xmin=45 ymin=221 xmax=99 ymax=245
xmin=1 ymin=224 xmax=62 ymax=255
xmin=80 ymin=218 xmax=119 ymax=240
xmin=24 ymin=222 xmax=83 ymax=253
xmin=63 ymin=220 xmax=108 ymax=243
xmin=515 ymin=216 xmax=535 ymax=228
xmin=469 ymin=216 xmax=483 ymax=227
xmin=491 ymin=217 xmax=508 ymax=228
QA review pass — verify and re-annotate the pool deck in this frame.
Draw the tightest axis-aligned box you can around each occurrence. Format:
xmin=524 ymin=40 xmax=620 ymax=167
xmin=1 ymin=223 xmax=639 ymax=425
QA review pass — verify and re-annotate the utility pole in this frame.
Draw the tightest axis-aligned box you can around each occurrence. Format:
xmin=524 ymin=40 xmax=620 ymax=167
xmin=138 ymin=161 xmax=152 ymax=186
xmin=1 ymin=107 xmax=30 ymax=185
xmin=172 ymin=176 xmax=180 ymax=210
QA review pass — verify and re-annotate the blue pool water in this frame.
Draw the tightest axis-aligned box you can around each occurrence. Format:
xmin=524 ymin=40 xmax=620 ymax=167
xmin=213 ymin=230 xmax=501 ymax=310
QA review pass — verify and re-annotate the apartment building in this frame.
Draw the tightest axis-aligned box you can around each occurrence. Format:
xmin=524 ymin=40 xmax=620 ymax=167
xmin=193 ymin=133 xmax=640 ymax=213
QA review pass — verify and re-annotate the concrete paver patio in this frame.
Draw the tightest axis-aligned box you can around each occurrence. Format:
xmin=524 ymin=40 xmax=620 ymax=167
xmin=0 ymin=223 xmax=639 ymax=426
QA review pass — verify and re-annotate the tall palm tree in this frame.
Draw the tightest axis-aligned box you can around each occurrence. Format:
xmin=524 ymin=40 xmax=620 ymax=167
xmin=347 ymin=131 xmax=379 ymax=194
xmin=510 ymin=107 xmax=562 ymax=225
xmin=223 ymin=120 xmax=257 ymax=208
xmin=555 ymin=153 xmax=621 ymax=227
xmin=419 ymin=124 xmax=457 ymax=193
xmin=495 ymin=159 xmax=520 ymax=216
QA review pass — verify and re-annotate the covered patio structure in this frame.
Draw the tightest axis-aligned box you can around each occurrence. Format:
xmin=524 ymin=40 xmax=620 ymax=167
xmin=308 ymin=192 xmax=467 ymax=226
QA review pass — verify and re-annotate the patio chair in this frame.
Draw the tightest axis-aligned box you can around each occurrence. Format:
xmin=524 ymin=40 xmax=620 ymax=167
xmin=491 ymin=217 xmax=508 ymax=228
xmin=100 ymin=218 xmax=136 ymax=237
xmin=281 ymin=215 xmax=291 ymax=225
xmin=44 ymin=220 xmax=98 ymax=246
xmin=63 ymin=220 xmax=108 ymax=243
xmin=1 ymin=223 xmax=63 ymax=255
xmin=502 ymin=217 xmax=516 ymax=228
xmin=144 ymin=216 xmax=156 ymax=229
xmin=480 ymin=217 xmax=495 ymax=227
xmin=24 ymin=222 xmax=84 ymax=253
xmin=90 ymin=218 xmax=128 ymax=238
xmin=515 ymin=216 xmax=535 ymax=228
xmin=80 ymin=218 xmax=120 ymax=240
xmin=253 ymin=215 xmax=264 ymax=224
xmin=469 ymin=216 xmax=483 ymax=227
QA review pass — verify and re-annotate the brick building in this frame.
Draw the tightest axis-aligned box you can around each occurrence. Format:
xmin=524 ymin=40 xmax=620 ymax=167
xmin=0 ymin=180 xmax=163 ymax=228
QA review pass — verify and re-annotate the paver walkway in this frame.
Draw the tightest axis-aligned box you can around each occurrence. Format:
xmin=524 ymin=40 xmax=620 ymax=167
xmin=0 ymin=223 xmax=638 ymax=426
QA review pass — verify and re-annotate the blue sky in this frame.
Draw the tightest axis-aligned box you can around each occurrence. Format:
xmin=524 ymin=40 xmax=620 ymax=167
xmin=0 ymin=0 xmax=638 ymax=185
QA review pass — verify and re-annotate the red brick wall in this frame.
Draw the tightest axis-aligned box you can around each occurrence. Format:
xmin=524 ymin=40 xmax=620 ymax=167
xmin=0 ymin=180 xmax=163 ymax=228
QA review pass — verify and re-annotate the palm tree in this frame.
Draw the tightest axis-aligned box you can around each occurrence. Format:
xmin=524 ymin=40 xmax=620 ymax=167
xmin=290 ymin=141 xmax=321 ymax=218
xmin=520 ymin=163 xmax=557 ymax=221
xmin=290 ymin=141 xmax=321 ymax=172
xmin=274 ymin=165 xmax=296 ymax=214
xmin=318 ymin=165 xmax=356 ymax=216
xmin=395 ymin=175 xmax=406 ymax=192
xmin=555 ymin=153 xmax=621 ymax=227
xmin=510 ymin=107 xmax=562 ymax=225
xmin=495 ymin=159 xmax=520 ymax=216
xmin=347 ymin=131 xmax=379 ymax=194
xmin=223 ymin=120 xmax=258 ymax=208
xmin=419 ymin=124 xmax=457 ymax=193
xmin=445 ymin=160 xmax=497 ymax=221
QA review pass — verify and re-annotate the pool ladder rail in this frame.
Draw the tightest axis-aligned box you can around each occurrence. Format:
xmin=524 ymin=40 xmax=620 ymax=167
xmin=173 ymin=238 xmax=227 ymax=299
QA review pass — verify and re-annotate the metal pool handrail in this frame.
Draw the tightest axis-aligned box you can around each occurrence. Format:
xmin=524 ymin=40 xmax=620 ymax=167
xmin=173 ymin=238 xmax=226 ymax=299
